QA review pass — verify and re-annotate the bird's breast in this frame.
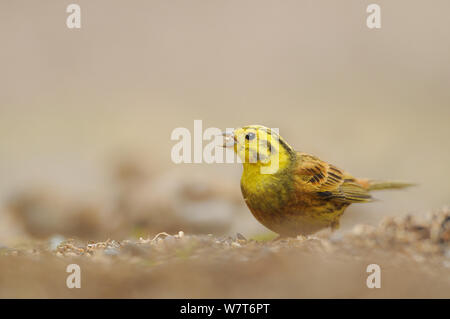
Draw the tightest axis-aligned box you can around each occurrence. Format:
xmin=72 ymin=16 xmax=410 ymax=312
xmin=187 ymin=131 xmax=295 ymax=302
xmin=240 ymin=172 xmax=295 ymax=214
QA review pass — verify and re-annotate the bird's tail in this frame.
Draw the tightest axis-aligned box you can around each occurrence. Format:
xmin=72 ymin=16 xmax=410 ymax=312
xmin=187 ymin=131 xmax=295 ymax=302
xmin=357 ymin=179 xmax=416 ymax=191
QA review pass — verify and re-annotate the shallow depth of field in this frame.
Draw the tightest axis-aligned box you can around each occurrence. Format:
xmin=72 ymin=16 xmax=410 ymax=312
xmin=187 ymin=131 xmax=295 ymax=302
xmin=1 ymin=1 xmax=449 ymax=298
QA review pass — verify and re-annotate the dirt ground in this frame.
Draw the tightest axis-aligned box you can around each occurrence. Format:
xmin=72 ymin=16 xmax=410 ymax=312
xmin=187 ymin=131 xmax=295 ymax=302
xmin=0 ymin=156 xmax=449 ymax=299
xmin=0 ymin=208 xmax=448 ymax=298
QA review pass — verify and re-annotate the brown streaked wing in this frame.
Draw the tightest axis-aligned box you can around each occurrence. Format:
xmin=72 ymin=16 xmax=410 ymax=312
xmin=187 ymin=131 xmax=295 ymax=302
xmin=294 ymin=152 xmax=372 ymax=203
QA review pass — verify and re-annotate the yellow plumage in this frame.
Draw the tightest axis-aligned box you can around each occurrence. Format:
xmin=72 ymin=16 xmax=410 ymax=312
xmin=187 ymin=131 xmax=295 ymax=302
xmin=224 ymin=125 xmax=414 ymax=237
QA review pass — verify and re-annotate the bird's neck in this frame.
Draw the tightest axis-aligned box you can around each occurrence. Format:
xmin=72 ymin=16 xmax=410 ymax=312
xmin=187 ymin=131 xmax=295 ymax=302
xmin=241 ymin=147 xmax=296 ymax=194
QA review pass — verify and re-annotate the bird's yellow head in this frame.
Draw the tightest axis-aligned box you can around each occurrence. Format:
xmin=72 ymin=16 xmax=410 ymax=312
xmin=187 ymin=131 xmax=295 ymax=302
xmin=224 ymin=125 xmax=295 ymax=174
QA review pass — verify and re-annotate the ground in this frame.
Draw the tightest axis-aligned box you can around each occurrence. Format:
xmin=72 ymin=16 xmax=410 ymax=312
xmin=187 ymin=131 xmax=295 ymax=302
xmin=1 ymin=209 xmax=448 ymax=298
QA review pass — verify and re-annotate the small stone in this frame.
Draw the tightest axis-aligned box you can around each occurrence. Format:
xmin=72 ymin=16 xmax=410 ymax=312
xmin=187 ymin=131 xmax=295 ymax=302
xmin=352 ymin=224 xmax=375 ymax=236
xmin=48 ymin=235 xmax=65 ymax=251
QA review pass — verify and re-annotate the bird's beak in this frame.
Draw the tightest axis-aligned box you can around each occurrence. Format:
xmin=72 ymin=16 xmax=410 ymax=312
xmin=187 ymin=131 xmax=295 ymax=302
xmin=222 ymin=131 xmax=235 ymax=148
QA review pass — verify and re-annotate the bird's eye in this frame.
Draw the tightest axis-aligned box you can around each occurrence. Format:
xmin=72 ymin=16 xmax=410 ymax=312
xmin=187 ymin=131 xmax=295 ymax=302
xmin=245 ymin=132 xmax=256 ymax=141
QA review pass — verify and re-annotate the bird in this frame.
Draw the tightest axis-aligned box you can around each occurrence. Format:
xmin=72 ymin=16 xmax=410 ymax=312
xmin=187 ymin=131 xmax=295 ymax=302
xmin=223 ymin=125 xmax=413 ymax=237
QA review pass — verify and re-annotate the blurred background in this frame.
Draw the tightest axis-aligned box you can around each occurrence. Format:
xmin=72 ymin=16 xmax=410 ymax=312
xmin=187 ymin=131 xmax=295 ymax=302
xmin=1 ymin=0 xmax=449 ymax=245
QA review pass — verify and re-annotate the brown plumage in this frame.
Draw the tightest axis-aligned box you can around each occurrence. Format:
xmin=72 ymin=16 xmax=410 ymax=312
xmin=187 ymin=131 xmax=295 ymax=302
xmin=226 ymin=125 xmax=414 ymax=237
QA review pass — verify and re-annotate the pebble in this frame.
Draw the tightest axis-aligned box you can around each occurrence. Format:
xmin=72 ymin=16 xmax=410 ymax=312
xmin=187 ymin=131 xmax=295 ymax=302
xmin=48 ymin=235 xmax=66 ymax=251
xmin=236 ymin=233 xmax=247 ymax=241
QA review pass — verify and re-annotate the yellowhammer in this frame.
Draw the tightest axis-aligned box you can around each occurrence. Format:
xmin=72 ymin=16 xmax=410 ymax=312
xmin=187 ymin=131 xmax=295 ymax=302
xmin=224 ymin=125 xmax=413 ymax=237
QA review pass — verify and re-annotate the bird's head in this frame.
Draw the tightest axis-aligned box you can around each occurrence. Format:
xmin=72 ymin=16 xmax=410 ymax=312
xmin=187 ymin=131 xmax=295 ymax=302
xmin=223 ymin=125 xmax=294 ymax=174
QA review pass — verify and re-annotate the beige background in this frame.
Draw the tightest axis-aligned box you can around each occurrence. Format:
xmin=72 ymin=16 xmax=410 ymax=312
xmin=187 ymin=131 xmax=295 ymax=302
xmin=1 ymin=1 xmax=449 ymax=239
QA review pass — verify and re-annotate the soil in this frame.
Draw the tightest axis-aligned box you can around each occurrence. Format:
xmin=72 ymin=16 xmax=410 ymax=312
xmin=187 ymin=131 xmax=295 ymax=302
xmin=1 ymin=209 xmax=448 ymax=298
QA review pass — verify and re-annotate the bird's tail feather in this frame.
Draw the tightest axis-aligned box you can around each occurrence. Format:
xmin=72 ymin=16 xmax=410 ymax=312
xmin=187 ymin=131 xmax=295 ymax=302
xmin=365 ymin=180 xmax=416 ymax=191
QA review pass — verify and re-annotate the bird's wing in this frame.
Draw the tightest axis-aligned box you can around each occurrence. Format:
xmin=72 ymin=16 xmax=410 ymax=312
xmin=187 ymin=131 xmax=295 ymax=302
xmin=293 ymin=152 xmax=372 ymax=203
